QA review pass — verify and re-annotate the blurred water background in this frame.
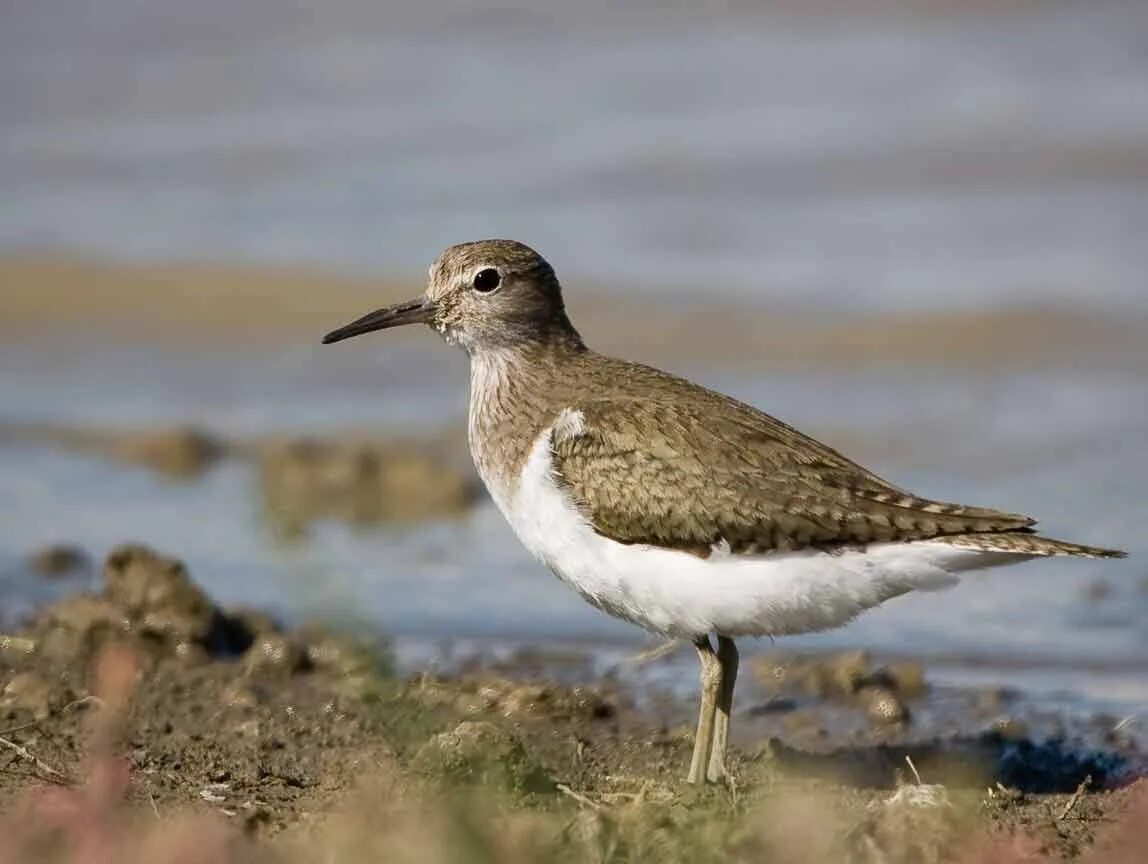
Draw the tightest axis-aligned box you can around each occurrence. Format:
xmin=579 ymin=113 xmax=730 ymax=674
xmin=1 ymin=0 xmax=1146 ymax=714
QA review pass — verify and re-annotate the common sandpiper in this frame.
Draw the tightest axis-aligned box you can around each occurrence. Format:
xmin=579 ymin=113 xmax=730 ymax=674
xmin=322 ymin=239 xmax=1126 ymax=785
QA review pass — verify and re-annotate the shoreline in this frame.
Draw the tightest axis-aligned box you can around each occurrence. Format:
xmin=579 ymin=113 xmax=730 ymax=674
xmin=2 ymin=255 xmax=1146 ymax=372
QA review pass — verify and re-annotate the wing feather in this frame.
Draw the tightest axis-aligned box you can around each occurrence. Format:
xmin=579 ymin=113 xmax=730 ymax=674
xmin=549 ymin=397 xmax=1034 ymax=555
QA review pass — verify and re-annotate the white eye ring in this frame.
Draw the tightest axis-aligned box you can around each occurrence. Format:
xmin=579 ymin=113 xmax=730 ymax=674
xmin=472 ymin=268 xmax=501 ymax=293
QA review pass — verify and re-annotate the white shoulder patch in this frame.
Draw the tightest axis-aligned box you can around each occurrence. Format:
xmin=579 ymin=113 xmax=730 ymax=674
xmin=551 ymin=407 xmax=586 ymax=443
xmin=710 ymin=537 xmax=733 ymax=558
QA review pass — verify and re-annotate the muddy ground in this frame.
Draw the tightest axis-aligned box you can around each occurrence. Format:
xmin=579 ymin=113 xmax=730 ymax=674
xmin=1 ymin=544 xmax=1144 ymax=863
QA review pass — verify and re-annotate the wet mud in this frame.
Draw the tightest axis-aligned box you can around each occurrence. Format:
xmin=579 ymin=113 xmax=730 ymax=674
xmin=1 ymin=545 xmax=1144 ymax=862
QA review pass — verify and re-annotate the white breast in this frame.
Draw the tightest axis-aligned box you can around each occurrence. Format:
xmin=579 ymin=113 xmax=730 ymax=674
xmin=499 ymin=419 xmax=1025 ymax=639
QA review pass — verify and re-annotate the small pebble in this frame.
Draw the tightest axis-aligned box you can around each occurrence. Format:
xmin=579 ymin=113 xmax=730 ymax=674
xmin=862 ymin=686 xmax=910 ymax=726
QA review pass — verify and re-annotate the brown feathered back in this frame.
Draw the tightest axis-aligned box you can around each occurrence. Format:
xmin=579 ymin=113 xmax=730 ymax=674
xmin=469 ymin=344 xmax=1037 ymax=556
xmin=546 ymin=354 xmax=1035 ymax=555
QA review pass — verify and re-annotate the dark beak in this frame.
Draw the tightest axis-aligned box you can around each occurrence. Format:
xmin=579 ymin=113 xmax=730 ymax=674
xmin=321 ymin=297 xmax=435 ymax=344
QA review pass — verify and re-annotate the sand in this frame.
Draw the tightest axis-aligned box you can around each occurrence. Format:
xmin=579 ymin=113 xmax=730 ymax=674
xmin=2 ymin=256 xmax=1146 ymax=372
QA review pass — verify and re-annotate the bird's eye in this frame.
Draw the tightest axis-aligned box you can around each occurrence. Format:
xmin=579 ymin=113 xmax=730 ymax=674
xmin=472 ymin=268 xmax=501 ymax=293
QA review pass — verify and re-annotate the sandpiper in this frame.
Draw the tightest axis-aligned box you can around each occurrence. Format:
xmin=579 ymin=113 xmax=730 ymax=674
xmin=322 ymin=239 xmax=1126 ymax=784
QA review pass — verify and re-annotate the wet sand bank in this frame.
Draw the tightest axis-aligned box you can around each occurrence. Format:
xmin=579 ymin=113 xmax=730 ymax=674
xmin=3 ymin=256 xmax=1146 ymax=372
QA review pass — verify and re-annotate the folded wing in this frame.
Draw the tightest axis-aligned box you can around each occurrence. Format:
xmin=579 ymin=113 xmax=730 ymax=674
xmin=549 ymin=398 xmax=1035 ymax=556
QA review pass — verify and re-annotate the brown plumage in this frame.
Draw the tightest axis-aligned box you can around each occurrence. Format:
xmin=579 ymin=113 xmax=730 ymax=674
xmin=548 ymin=355 xmax=1051 ymax=557
xmin=463 ymin=324 xmax=1122 ymax=563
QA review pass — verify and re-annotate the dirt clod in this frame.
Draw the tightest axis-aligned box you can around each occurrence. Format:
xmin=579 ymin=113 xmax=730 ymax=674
xmin=111 ymin=426 xmax=223 ymax=479
xmin=242 ymin=633 xmax=312 ymax=677
xmin=32 ymin=595 xmax=130 ymax=666
xmin=27 ymin=544 xmax=91 ymax=579
xmin=411 ymin=720 xmax=556 ymax=796
xmin=754 ymin=651 xmax=929 ymax=704
xmin=101 ymin=543 xmax=253 ymax=658
xmin=1 ymin=671 xmax=57 ymax=719
xmin=256 ymin=436 xmax=479 ymax=535
xmin=862 ymin=687 xmax=911 ymax=727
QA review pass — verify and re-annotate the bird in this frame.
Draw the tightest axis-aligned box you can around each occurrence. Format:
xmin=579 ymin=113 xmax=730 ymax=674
xmin=321 ymin=238 xmax=1126 ymax=785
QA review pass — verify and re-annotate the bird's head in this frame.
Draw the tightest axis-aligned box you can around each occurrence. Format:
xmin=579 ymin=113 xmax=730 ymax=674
xmin=322 ymin=239 xmax=580 ymax=354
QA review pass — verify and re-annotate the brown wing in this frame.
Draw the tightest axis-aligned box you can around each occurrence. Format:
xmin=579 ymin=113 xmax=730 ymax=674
xmin=549 ymin=397 xmax=1035 ymax=555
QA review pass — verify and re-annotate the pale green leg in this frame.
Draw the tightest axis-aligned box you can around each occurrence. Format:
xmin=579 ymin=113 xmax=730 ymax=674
xmin=706 ymin=635 xmax=739 ymax=783
xmin=687 ymin=636 xmax=722 ymax=785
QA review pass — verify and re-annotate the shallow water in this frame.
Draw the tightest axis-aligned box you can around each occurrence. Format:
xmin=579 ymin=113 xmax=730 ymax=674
xmin=1 ymin=340 xmax=1144 ymax=720
xmin=1 ymin=1 xmax=1147 ymax=723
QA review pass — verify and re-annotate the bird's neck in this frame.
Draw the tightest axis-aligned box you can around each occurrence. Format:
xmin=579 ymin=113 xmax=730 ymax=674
xmin=466 ymin=338 xmax=586 ymax=506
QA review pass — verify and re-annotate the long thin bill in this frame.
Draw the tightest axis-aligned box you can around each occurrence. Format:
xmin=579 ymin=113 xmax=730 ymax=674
xmin=321 ymin=297 xmax=433 ymax=344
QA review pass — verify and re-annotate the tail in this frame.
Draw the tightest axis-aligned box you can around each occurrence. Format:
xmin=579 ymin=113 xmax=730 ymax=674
xmin=936 ymin=531 xmax=1126 ymax=559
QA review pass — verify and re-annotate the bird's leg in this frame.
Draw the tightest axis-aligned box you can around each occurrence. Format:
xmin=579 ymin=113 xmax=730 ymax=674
xmin=687 ymin=636 xmax=722 ymax=785
xmin=706 ymin=635 xmax=739 ymax=783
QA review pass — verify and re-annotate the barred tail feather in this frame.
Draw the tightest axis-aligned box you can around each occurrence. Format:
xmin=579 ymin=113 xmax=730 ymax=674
xmin=936 ymin=532 xmax=1127 ymax=559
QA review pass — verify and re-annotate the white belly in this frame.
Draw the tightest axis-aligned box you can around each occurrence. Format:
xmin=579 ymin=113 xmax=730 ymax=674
xmin=483 ymin=424 xmax=1027 ymax=639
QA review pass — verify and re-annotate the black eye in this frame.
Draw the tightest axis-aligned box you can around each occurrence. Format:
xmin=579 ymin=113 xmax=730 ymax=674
xmin=472 ymin=268 xmax=501 ymax=293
